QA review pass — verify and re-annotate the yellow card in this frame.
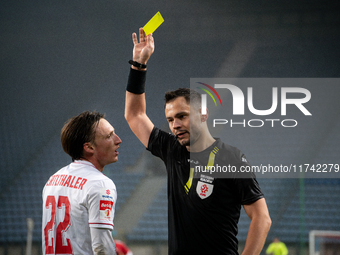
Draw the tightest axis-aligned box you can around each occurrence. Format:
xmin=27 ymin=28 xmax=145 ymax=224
xmin=143 ymin=12 xmax=164 ymax=35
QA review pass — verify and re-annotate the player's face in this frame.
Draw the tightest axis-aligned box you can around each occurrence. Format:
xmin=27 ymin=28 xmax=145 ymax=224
xmin=92 ymin=118 xmax=122 ymax=168
xmin=165 ymin=97 xmax=202 ymax=147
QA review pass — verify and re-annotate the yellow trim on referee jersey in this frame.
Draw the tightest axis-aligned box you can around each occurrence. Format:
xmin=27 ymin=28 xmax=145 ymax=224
xmin=185 ymin=146 xmax=219 ymax=194
xmin=207 ymin=146 xmax=219 ymax=169
xmin=185 ymin=168 xmax=194 ymax=194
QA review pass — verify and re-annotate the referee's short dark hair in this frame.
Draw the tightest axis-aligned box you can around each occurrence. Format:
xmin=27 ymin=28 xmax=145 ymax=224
xmin=61 ymin=111 xmax=105 ymax=161
xmin=164 ymin=88 xmax=201 ymax=109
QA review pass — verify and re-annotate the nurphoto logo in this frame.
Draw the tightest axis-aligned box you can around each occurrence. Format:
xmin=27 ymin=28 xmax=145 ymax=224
xmin=196 ymin=82 xmax=222 ymax=114
xmin=194 ymin=80 xmax=312 ymax=128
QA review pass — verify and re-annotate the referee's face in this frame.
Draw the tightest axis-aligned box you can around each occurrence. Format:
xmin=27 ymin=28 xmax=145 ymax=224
xmin=165 ymin=96 xmax=201 ymax=148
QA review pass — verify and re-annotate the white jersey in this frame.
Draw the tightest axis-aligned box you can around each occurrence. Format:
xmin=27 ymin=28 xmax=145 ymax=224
xmin=42 ymin=160 xmax=117 ymax=255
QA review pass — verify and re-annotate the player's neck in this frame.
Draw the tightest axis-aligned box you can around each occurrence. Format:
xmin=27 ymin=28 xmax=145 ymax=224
xmin=81 ymin=157 xmax=104 ymax=172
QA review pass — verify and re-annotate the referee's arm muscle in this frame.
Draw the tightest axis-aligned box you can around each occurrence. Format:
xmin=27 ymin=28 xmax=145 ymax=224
xmin=125 ymin=91 xmax=154 ymax=148
xmin=242 ymin=198 xmax=272 ymax=255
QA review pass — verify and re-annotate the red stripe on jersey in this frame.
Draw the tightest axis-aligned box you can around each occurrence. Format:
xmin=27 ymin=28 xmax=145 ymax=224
xmin=89 ymin=222 xmax=114 ymax=227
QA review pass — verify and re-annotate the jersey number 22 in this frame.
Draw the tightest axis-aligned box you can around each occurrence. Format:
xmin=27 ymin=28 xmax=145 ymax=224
xmin=44 ymin=195 xmax=73 ymax=254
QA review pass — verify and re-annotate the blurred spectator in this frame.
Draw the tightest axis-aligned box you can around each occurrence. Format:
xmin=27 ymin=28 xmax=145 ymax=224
xmin=266 ymin=237 xmax=288 ymax=255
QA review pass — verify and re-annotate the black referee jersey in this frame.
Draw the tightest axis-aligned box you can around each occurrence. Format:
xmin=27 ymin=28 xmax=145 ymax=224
xmin=147 ymin=127 xmax=264 ymax=255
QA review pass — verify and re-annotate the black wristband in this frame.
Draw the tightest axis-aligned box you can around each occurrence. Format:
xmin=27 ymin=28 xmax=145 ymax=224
xmin=126 ymin=68 xmax=146 ymax=94
xmin=128 ymin=60 xmax=147 ymax=69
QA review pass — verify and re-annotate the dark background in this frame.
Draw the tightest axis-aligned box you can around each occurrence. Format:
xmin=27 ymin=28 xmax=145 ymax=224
xmin=1 ymin=0 xmax=340 ymax=253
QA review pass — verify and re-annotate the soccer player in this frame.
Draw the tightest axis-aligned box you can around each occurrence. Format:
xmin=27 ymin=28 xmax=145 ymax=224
xmin=125 ymin=28 xmax=272 ymax=255
xmin=42 ymin=111 xmax=121 ymax=255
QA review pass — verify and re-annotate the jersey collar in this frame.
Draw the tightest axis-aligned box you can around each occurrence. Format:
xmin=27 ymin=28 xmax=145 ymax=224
xmin=73 ymin=160 xmax=97 ymax=169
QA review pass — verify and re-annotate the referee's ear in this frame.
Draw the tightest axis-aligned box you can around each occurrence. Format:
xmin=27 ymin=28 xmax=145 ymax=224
xmin=200 ymin=108 xmax=209 ymax=122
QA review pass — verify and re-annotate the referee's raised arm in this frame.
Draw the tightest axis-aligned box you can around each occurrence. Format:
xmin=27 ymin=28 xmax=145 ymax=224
xmin=125 ymin=28 xmax=155 ymax=148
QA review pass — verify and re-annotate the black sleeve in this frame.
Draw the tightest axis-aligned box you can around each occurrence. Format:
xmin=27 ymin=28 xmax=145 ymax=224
xmin=231 ymin=149 xmax=264 ymax=205
xmin=235 ymin=177 xmax=264 ymax=205
xmin=146 ymin=127 xmax=176 ymax=164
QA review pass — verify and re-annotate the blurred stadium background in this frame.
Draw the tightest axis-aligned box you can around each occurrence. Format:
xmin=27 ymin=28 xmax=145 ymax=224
xmin=1 ymin=0 xmax=340 ymax=254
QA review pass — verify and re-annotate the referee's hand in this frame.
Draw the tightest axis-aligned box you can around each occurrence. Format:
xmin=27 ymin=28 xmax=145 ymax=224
xmin=131 ymin=27 xmax=154 ymax=68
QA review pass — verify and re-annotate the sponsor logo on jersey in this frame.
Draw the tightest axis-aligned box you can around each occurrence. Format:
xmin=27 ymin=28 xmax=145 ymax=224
xmin=100 ymin=200 xmax=113 ymax=210
xmin=196 ymin=181 xmax=213 ymax=199
xmin=187 ymin=159 xmax=199 ymax=164
xmin=99 ymin=200 xmax=114 ymax=220
xmin=200 ymin=174 xmax=214 ymax=184
xmin=104 ymin=209 xmax=111 ymax=217
xmin=102 ymin=195 xmax=113 ymax=199
xmin=100 ymin=188 xmax=114 ymax=200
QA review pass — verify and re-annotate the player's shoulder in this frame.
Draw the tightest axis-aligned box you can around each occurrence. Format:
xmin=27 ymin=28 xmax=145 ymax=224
xmin=84 ymin=171 xmax=115 ymax=188
xmin=82 ymin=175 xmax=116 ymax=200
xmin=69 ymin=161 xmax=116 ymax=188
xmin=44 ymin=164 xmax=70 ymax=184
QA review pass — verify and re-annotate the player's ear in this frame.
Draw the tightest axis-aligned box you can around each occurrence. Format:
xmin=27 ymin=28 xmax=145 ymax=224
xmin=83 ymin=142 xmax=94 ymax=153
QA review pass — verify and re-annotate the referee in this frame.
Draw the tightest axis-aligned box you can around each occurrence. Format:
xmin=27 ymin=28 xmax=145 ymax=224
xmin=125 ymin=28 xmax=271 ymax=255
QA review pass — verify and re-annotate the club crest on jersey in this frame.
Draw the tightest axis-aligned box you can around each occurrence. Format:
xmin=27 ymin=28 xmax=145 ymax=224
xmin=196 ymin=181 xmax=214 ymax=199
